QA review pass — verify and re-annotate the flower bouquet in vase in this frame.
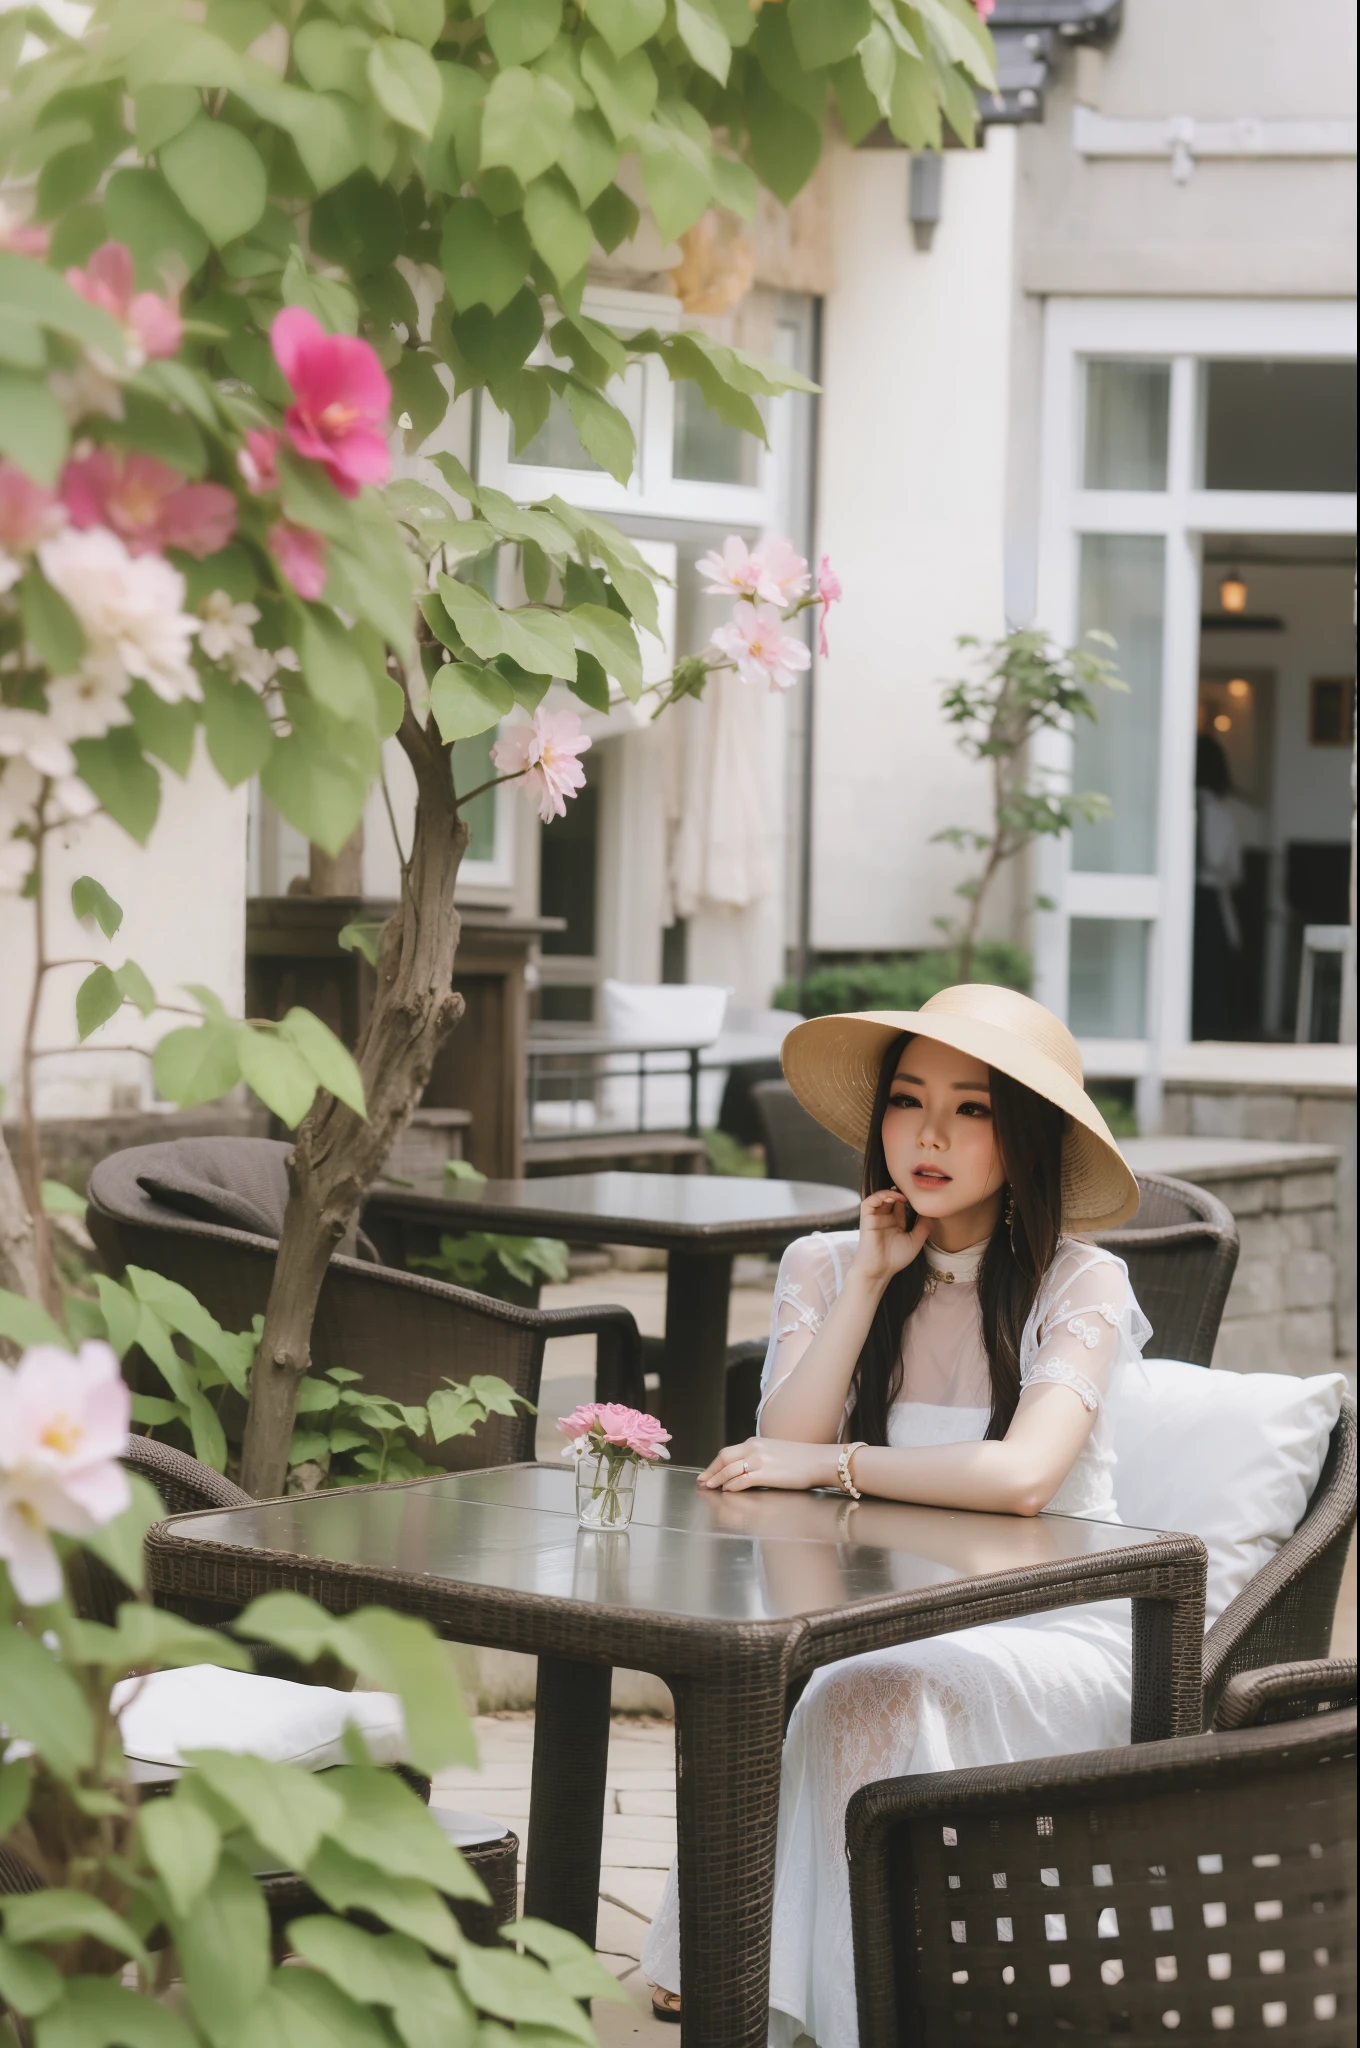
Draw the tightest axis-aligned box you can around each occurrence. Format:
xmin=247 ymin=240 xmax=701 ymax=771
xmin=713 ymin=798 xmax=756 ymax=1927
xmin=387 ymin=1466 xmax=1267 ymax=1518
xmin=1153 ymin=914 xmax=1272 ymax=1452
xmin=558 ymin=1403 xmax=671 ymax=1530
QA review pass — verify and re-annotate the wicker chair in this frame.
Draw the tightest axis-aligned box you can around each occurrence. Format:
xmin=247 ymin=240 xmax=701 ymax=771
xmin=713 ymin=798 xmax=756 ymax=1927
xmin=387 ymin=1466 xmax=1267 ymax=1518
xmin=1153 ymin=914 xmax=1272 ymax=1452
xmin=87 ymin=1140 xmax=645 ymax=1464
xmin=1093 ymin=1172 xmax=1241 ymax=1369
xmin=846 ymin=1661 xmax=1357 ymax=2046
xmin=751 ymin=1079 xmax=863 ymax=1190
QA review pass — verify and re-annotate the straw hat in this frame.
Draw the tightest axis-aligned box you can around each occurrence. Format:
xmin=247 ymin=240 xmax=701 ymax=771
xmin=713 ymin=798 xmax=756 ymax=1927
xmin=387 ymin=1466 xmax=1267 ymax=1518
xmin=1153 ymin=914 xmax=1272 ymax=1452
xmin=780 ymin=983 xmax=1139 ymax=1232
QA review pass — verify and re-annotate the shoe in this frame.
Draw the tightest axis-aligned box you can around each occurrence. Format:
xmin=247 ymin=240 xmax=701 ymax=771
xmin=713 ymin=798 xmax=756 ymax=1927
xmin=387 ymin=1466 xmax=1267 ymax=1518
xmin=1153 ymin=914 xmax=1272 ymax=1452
xmin=651 ymin=1986 xmax=682 ymax=2024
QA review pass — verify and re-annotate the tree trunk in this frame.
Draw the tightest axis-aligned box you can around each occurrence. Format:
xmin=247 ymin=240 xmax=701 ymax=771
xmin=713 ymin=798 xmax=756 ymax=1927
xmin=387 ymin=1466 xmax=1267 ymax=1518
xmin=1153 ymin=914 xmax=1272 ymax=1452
xmin=239 ymin=700 xmax=469 ymax=1498
xmin=308 ymin=819 xmax=365 ymax=897
xmin=0 ymin=1125 xmax=43 ymax=1354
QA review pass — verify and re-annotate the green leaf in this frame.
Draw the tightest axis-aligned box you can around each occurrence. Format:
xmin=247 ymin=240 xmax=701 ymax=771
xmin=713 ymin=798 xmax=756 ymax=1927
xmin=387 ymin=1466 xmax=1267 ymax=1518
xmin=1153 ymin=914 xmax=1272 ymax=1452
xmin=133 ymin=83 xmax=201 ymax=153
xmin=259 ymin=702 xmax=373 ymax=856
xmin=485 ymin=0 xmax=561 ymax=67
xmin=152 ymin=1021 xmax=242 ymax=1110
xmin=674 ymin=0 xmax=731 ymax=83
xmin=0 ymin=253 xmax=125 ymax=365
xmin=510 ymin=1916 xmax=629 ymax=2002
xmin=389 ymin=349 xmax=449 ymax=449
xmin=569 ymin=647 xmax=611 ymax=713
xmin=480 ymin=64 xmax=575 ymax=185
xmin=105 ymin=166 xmax=209 ymax=280
xmin=745 ymin=70 xmax=823 ymax=201
xmin=588 ymin=181 xmax=640 ymax=253
xmin=123 ymin=1265 xmax=251 ymax=1386
xmin=570 ymin=603 xmax=642 ymax=701
xmin=200 ymin=671 xmax=274 ymax=788
xmin=430 ymin=660 xmax=515 ymax=742
xmin=160 ymin=116 xmax=267 ymax=247
xmin=788 ymin=0 xmax=873 ymax=67
xmin=558 ymin=108 xmax=621 ymax=210
xmin=41 ymin=1179 xmax=86 ymax=1218
xmin=70 ymin=876 xmax=122 ymax=939
xmin=221 ymin=1967 xmax=394 ymax=2048
xmin=0 ymin=371 xmax=68 ymax=486
xmin=22 ymin=569 xmax=84 ymax=673
xmin=640 ymin=115 xmax=712 ymax=243
xmin=139 ymin=1796 xmax=221 ymax=1920
xmin=75 ymin=965 xmax=122 ymax=1042
xmin=579 ymin=37 xmax=658 ymax=140
xmin=455 ymin=1941 xmax=596 ymax=2040
xmin=0 ymin=1935 xmax=62 ymax=2020
xmin=293 ymin=19 xmax=373 ymax=99
xmin=298 ymin=603 xmax=383 ymax=724
xmin=171 ymin=1854 xmax=271 ymax=2046
xmin=523 ymin=173 xmax=593 ymax=289
xmin=710 ymin=148 xmax=759 ymax=217
xmin=829 ymin=52 xmax=882 ymax=143
xmin=337 ymin=920 xmax=384 ymax=967
xmin=888 ymin=49 xmax=943 ymax=149
xmin=437 ymin=576 xmax=577 ymax=678
xmin=920 ymin=0 xmax=998 ymax=89
xmin=127 ymin=679 xmax=198 ymax=777
xmin=0 ymin=1633 xmax=93 ymax=1774
xmin=281 ymin=247 xmax=359 ymax=337
xmin=183 ymin=1750 xmax=344 ymax=1870
xmin=301 ymin=1841 xmax=462 ymax=1958
xmin=33 ymin=1978 xmax=198 ymax=2048
xmin=92 ymin=1274 xmax=141 ymax=1361
xmin=72 ymin=729 xmax=162 ymax=844
xmin=235 ymin=1023 xmax=319 ymax=1129
xmin=390 ymin=0 xmax=446 ymax=46
xmin=367 ymin=36 xmax=442 ymax=138
xmin=73 ymin=1603 xmax=251 ymax=1678
xmin=564 ymin=378 xmax=635 ymax=483
xmin=116 ymin=959 xmax=157 ymax=1018
xmin=2 ymin=1890 xmax=148 ymax=1970
xmin=278 ymin=1006 xmax=367 ymax=1119
xmin=585 ymin=0 xmax=664 ymax=58
xmin=79 ymin=1473 xmax=165 ymax=1595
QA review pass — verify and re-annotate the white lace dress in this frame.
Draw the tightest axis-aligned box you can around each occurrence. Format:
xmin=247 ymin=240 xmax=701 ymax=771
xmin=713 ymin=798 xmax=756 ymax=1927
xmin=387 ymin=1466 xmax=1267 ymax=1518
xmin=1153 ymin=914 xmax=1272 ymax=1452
xmin=640 ymin=1232 xmax=1152 ymax=2048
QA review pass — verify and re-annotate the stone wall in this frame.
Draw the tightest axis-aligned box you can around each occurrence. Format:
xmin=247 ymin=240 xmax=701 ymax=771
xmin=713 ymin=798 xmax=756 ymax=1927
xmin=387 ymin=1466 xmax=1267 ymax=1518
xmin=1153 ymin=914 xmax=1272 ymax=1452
xmin=1161 ymin=1077 xmax=1356 ymax=1366
xmin=1123 ymin=1136 xmax=1347 ymax=1380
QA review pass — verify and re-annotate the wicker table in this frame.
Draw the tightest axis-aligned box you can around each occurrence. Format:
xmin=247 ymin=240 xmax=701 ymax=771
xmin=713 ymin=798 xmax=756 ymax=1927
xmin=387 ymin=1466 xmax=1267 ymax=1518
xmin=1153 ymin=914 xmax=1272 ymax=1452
xmin=147 ymin=1463 xmax=1206 ymax=2048
xmin=363 ymin=1170 xmax=861 ymax=1463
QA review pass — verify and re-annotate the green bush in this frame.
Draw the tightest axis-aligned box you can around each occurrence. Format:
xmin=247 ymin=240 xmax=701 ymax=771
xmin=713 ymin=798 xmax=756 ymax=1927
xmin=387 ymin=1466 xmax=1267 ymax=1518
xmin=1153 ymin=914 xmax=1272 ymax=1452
xmin=774 ymin=944 xmax=1032 ymax=1021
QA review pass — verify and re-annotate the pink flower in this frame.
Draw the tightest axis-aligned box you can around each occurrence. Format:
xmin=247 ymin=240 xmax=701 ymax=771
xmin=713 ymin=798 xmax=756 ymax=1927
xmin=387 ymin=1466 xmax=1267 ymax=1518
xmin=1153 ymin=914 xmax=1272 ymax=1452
xmin=974 ymin=0 xmax=996 ymax=16
xmin=491 ymin=704 xmax=591 ymax=823
xmin=0 ymin=1340 xmax=131 ymax=1607
xmin=271 ymin=307 xmax=391 ymax=499
xmin=0 ymin=463 xmax=63 ymax=553
xmin=269 ymin=519 xmax=329 ymax=600
xmin=237 ymin=427 xmax=282 ymax=496
xmin=816 ymin=553 xmax=842 ymax=658
xmin=62 ymin=448 xmax=235 ymax=560
xmin=695 ymin=534 xmax=809 ymax=608
xmin=710 ymin=601 xmax=812 ymax=692
xmin=66 ymin=242 xmax=181 ymax=364
xmin=0 ymin=200 xmax=50 ymax=259
xmin=557 ymin=1402 xmax=671 ymax=1462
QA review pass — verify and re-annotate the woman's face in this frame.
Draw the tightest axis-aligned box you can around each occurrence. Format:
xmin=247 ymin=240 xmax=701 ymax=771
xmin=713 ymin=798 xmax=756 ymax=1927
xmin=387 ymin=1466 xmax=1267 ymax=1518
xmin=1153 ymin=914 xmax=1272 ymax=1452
xmin=880 ymin=1035 xmax=1007 ymax=1231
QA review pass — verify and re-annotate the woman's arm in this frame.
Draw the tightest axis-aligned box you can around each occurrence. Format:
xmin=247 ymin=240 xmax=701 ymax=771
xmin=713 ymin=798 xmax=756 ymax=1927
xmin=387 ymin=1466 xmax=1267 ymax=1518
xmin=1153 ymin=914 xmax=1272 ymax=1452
xmin=757 ymin=1190 xmax=929 ymax=1443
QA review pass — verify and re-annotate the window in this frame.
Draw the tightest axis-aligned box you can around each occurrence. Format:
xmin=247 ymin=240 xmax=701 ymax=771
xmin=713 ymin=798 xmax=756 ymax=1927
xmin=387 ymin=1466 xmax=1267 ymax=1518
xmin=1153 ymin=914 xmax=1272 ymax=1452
xmin=673 ymin=378 xmax=761 ymax=486
xmin=1071 ymin=534 xmax=1165 ymax=875
xmin=1201 ymin=360 xmax=1357 ymax=493
xmin=1068 ymin=919 xmax=1150 ymax=1038
xmin=1083 ymin=361 xmax=1170 ymax=490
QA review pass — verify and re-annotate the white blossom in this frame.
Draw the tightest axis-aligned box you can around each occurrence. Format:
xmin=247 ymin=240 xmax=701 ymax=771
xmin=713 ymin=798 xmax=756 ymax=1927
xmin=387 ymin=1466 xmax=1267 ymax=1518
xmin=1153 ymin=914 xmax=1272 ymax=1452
xmin=0 ymin=707 xmax=77 ymax=780
xmin=197 ymin=590 xmax=261 ymax=667
xmin=38 ymin=526 xmax=201 ymax=704
xmin=45 ymin=657 xmax=135 ymax=742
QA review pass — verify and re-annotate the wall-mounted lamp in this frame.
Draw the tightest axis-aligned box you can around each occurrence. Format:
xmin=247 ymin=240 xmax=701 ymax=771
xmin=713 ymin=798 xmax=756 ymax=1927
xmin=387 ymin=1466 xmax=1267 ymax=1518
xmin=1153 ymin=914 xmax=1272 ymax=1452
xmin=1227 ymin=677 xmax=1252 ymax=699
xmin=909 ymin=151 xmax=943 ymax=251
xmin=1212 ymin=713 xmax=1232 ymax=733
xmin=1219 ymin=569 xmax=1249 ymax=613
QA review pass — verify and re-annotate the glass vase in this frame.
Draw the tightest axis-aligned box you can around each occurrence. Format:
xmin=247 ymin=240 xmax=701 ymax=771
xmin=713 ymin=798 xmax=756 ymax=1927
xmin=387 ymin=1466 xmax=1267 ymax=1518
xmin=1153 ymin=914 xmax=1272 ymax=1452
xmin=575 ymin=1450 xmax=639 ymax=1531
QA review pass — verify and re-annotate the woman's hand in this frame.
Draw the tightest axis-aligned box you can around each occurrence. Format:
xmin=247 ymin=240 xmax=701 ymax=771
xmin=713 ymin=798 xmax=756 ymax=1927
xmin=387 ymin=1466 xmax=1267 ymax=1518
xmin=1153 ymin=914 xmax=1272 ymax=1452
xmin=851 ymin=1187 xmax=930 ymax=1288
xmin=699 ymin=1437 xmax=841 ymax=1493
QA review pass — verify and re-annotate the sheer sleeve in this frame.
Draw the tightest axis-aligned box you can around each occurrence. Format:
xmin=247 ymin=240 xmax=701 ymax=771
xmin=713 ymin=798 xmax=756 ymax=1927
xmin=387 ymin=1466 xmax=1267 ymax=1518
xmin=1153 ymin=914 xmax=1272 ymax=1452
xmin=755 ymin=1232 xmax=855 ymax=1431
xmin=1019 ymin=1242 xmax=1151 ymax=1415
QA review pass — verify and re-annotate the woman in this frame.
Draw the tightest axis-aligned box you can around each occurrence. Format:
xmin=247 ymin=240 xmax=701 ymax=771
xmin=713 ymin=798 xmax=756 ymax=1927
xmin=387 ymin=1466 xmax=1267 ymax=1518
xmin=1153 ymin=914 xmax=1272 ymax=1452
xmin=1192 ymin=731 xmax=1245 ymax=1039
xmin=642 ymin=983 xmax=1149 ymax=2045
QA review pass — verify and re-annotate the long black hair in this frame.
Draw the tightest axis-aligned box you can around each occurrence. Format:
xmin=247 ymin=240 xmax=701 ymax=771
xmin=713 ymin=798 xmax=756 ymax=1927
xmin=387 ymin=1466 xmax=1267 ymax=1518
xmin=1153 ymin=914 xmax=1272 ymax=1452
xmin=848 ymin=1033 xmax=1066 ymax=1445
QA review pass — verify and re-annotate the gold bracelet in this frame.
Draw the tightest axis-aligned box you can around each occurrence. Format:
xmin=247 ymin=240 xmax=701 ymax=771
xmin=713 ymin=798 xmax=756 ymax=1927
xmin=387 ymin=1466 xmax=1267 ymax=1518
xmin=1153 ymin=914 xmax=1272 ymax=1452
xmin=837 ymin=1440 xmax=867 ymax=1500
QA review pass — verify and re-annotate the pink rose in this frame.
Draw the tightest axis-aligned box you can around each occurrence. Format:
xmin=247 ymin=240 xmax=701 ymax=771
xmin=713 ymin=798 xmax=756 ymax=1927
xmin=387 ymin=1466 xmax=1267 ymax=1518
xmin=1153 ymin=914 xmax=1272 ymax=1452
xmin=0 ymin=1340 xmax=131 ymax=1607
xmin=62 ymin=448 xmax=235 ymax=560
xmin=270 ymin=307 xmax=391 ymax=499
xmin=66 ymin=242 xmax=182 ymax=362
xmin=710 ymin=601 xmax=811 ymax=692
xmin=557 ymin=1402 xmax=671 ymax=1462
xmin=268 ymin=519 xmax=329 ymax=599
xmin=237 ymin=427 xmax=282 ymax=496
xmin=816 ymin=553 xmax=842 ymax=657
xmin=695 ymin=534 xmax=809 ymax=608
xmin=491 ymin=704 xmax=591 ymax=823
xmin=0 ymin=463 xmax=64 ymax=552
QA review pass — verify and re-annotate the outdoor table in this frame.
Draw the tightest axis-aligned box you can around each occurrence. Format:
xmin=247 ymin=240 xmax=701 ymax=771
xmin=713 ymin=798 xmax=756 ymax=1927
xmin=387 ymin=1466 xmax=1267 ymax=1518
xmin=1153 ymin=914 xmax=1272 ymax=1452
xmin=364 ymin=1170 xmax=861 ymax=1463
xmin=146 ymin=1462 xmax=1207 ymax=2048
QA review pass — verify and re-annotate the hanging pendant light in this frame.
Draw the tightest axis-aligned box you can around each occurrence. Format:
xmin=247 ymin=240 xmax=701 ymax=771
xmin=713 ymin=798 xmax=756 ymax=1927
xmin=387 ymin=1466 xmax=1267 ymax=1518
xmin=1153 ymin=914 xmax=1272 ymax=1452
xmin=1219 ymin=568 xmax=1248 ymax=613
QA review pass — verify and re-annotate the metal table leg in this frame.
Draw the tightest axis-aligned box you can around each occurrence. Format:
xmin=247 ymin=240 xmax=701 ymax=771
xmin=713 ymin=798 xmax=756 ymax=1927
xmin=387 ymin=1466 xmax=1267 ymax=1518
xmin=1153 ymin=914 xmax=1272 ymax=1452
xmin=670 ymin=1660 xmax=787 ymax=2048
xmin=524 ymin=1655 xmax=613 ymax=1947
xmin=660 ymin=1248 xmax=734 ymax=1466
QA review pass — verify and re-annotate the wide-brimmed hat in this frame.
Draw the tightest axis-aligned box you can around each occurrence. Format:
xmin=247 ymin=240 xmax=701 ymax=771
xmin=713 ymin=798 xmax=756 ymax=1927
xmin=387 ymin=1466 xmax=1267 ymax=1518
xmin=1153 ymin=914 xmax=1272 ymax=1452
xmin=780 ymin=983 xmax=1139 ymax=1231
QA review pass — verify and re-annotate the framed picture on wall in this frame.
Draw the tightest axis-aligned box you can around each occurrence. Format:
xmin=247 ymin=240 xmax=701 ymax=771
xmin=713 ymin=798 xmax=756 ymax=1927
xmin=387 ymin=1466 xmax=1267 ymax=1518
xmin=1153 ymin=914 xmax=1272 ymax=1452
xmin=1310 ymin=677 xmax=1355 ymax=747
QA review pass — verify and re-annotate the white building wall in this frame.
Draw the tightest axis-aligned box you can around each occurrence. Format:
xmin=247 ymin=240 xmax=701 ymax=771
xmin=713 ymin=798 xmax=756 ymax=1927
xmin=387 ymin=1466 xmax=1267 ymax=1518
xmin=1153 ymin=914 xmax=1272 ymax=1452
xmin=811 ymin=129 xmax=1019 ymax=955
xmin=0 ymin=741 xmax=249 ymax=1114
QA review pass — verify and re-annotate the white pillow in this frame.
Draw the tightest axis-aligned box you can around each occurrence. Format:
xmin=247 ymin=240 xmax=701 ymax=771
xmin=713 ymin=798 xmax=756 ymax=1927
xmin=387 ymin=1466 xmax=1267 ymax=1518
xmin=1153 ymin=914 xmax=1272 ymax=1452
xmin=601 ymin=980 xmax=728 ymax=1046
xmin=112 ymin=1666 xmax=407 ymax=1771
xmin=1108 ymin=1359 xmax=1345 ymax=1625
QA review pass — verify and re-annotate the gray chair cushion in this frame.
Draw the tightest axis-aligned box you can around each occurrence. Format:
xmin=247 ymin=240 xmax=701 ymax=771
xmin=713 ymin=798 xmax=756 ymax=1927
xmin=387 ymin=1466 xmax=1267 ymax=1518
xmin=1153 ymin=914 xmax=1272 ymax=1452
xmin=135 ymin=1137 xmax=294 ymax=1238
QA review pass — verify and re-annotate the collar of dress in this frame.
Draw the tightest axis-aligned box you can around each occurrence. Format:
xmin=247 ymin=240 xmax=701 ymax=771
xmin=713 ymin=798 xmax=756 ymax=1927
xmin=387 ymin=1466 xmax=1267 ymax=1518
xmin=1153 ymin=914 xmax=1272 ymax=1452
xmin=921 ymin=1236 xmax=989 ymax=1288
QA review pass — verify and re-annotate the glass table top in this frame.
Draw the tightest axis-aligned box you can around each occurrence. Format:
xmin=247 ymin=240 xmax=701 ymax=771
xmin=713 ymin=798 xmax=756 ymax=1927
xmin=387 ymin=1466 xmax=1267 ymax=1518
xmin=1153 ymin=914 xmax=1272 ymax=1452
xmin=162 ymin=1464 xmax=1171 ymax=1627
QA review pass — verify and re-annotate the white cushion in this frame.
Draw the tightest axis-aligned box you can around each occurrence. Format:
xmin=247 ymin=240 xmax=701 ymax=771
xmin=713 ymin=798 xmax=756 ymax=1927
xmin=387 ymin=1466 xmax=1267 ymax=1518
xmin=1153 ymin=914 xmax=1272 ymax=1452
xmin=430 ymin=1805 xmax=513 ymax=1847
xmin=112 ymin=1666 xmax=408 ymax=1771
xmin=601 ymin=980 xmax=728 ymax=1046
xmin=1108 ymin=1360 xmax=1345 ymax=1625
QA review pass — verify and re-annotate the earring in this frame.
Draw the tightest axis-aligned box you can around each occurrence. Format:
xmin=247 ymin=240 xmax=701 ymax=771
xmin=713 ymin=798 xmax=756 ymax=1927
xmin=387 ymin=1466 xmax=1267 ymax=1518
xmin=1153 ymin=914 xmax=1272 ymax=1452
xmin=1004 ymin=1187 xmax=1018 ymax=1254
